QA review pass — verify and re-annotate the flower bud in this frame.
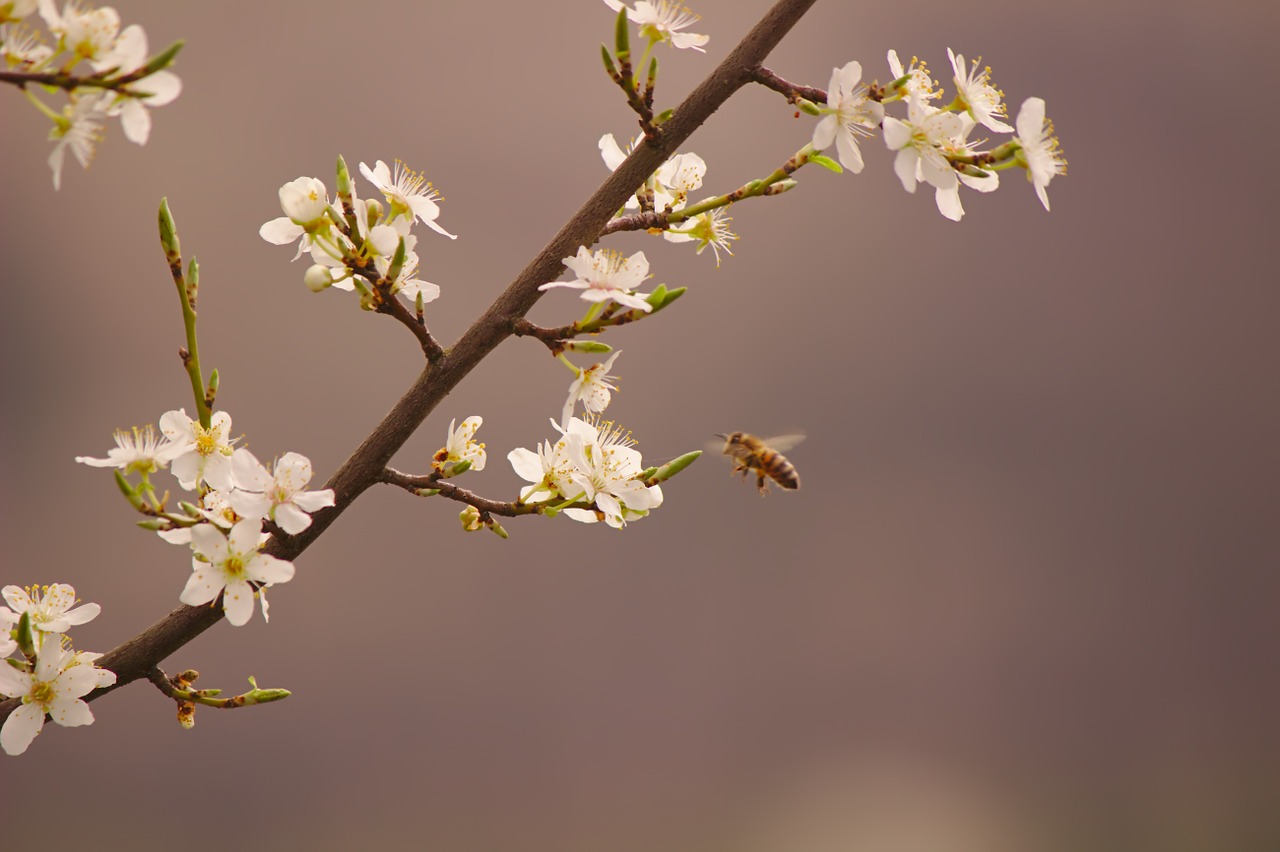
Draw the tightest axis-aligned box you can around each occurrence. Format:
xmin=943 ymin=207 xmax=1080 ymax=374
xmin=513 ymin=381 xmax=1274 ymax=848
xmin=565 ymin=340 xmax=613 ymax=354
xmin=303 ymin=264 xmax=333 ymax=292
xmin=460 ymin=505 xmax=483 ymax=531
xmin=279 ymin=176 xmax=328 ymax=226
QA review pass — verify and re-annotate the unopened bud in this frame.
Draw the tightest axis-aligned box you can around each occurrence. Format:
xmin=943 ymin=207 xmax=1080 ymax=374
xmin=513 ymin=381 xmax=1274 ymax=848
xmin=460 ymin=505 xmax=483 ymax=531
xmin=564 ymin=340 xmax=613 ymax=354
xmin=304 ymin=264 xmax=333 ymax=293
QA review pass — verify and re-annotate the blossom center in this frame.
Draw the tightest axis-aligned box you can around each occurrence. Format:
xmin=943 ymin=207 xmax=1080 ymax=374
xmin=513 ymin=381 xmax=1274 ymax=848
xmin=224 ymin=555 xmax=246 ymax=580
xmin=28 ymin=680 xmax=55 ymax=707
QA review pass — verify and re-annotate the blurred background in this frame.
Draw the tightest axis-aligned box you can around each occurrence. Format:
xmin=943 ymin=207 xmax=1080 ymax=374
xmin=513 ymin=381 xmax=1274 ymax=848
xmin=2 ymin=1 xmax=1277 ymax=849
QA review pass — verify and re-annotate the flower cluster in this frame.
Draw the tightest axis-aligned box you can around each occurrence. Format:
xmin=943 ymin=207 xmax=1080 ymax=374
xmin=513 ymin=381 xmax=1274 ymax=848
xmin=0 ymin=583 xmax=115 ymax=755
xmin=261 ymin=158 xmax=454 ymax=306
xmin=76 ymin=408 xmax=333 ymax=627
xmin=509 ymin=416 xmax=663 ymax=528
xmin=1 ymin=1 xmax=182 ymax=189
xmin=811 ymin=49 xmax=1067 ymax=221
xmin=603 ymin=0 xmax=708 ymax=52
xmin=598 ymin=134 xmax=738 ymax=264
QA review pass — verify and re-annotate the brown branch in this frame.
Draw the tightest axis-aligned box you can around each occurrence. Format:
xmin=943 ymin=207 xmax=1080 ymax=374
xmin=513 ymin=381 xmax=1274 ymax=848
xmin=379 ymin=468 xmax=551 ymax=518
xmin=373 ymin=287 xmax=445 ymax=362
xmin=0 ymin=0 xmax=821 ymax=725
xmin=750 ymin=65 xmax=827 ymax=105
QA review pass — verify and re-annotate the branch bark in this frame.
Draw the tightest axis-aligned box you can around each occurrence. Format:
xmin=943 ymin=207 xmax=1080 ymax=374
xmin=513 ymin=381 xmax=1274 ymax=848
xmin=1 ymin=0 xmax=820 ymax=723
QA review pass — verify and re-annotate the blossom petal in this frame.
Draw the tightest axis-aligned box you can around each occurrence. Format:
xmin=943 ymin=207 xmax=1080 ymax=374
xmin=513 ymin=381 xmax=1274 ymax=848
xmin=221 ymin=580 xmax=255 ymax=626
xmin=180 ymin=566 xmax=224 ymax=607
xmin=1 ymin=704 xmax=45 ymax=755
xmin=49 ymin=697 xmax=94 ymax=727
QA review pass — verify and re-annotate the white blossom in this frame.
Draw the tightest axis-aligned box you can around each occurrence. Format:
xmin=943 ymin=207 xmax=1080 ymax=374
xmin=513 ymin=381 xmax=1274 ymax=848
xmin=359 ymin=159 xmax=455 ymax=239
xmin=0 ymin=606 xmax=17 ymax=657
xmin=433 ymin=416 xmax=486 ymax=473
xmin=47 ymin=90 xmax=106 ymax=190
xmin=603 ymin=0 xmax=708 ymax=52
xmin=75 ymin=424 xmax=175 ymax=473
xmin=1 ymin=22 xmax=53 ymax=67
xmin=555 ymin=417 xmax=663 ymax=528
xmin=1014 ymin=97 xmax=1066 ymax=212
xmin=811 ymin=61 xmax=884 ymax=174
xmin=1 ymin=584 xmax=100 ymax=637
xmin=39 ymin=0 xmax=120 ymax=70
xmin=662 ymin=207 xmax=737 ymax=265
xmin=947 ymin=48 xmax=1012 ymax=133
xmin=0 ymin=633 xmax=115 ymax=756
xmin=228 ymin=449 xmax=335 ymax=535
xmin=182 ymin=520 xmax=294 ymax=627
xmin=886 ymin=50 xmax=937 ymax=102
xmin=562 ymin=350 xmax=622 ymax=428
xmin=539 ymin=247 xmax=653 ymax=313
xmin=98 ymin=24 xmax=181 ymax=144
xmin=159 ymin=409 xmax=237 ymax=492
xmin=882 ymin=95 xmax=963 ymax=198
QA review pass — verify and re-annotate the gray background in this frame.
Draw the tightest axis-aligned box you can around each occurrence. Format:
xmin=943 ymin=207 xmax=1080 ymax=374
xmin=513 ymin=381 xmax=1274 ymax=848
xmin=1 ymin=1 xmax=1277 ymax=849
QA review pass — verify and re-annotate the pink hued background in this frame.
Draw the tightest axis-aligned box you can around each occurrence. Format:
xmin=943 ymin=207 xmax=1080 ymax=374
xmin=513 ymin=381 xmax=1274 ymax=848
xmin=2 ymin=1 xmax=1277 ymax=849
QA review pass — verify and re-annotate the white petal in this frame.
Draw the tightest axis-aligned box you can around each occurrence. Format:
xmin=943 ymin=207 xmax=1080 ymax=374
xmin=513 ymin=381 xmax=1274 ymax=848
xmin=934 ymin=185 xmax=964 ymax=221
xmin=0 ymin=664 xmax=29 ymax=698
xmin=1 ymin=704 xmax=45 ymax=755
xmin=48 ymin=697 xmax=94 ymax=727
xmin=291 ymin=489 xmax=335 ymax=512
xmin=119 ymin=99 xmax=150 ymax=145
xmin=247 ymin=553 xmax=295 ymax=585
xmin=61 ymin=602 xmax=101 ymax=626
xmin=180 ymin=567 xmax=223 ymax=607
xmin=221 ymin=581 xmax=254 ymax=626
xmin=272 ymin=503 xmax=311 ymax=535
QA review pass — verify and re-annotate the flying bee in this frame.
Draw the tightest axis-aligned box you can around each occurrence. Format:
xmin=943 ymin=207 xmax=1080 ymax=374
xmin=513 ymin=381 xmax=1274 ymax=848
xmin=714 ymin=432 xmax=804 ymax=496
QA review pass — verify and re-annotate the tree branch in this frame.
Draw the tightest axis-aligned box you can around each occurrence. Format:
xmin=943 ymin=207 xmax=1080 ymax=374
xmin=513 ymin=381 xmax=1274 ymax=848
xmin=0 ymin=0 xmax=821 ymax=725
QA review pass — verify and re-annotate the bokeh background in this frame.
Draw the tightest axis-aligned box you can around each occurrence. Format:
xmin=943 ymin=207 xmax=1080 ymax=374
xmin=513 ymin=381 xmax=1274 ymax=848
xmin=2 ymin=1 xmax=1277 ymax=849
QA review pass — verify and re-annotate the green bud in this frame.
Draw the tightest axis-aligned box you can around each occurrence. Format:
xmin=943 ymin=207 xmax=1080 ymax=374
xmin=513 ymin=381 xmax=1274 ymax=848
xmin=565 ymin=339 xmax=613 ymax=354
xmin=136 ymin=519 xmax=169 ymax=531
xmin=636 ymin=466 xmax=658 ymax=481
xmin=206 ymin=369 xmax=220 ymax=407
xmin=415 ymin=488 xmax=441 ymax=497
xmin=653 ymin=285 xmax=686 ymax=311
xmin=114 ymin=469 xmax=138 ymax=500
xmin=335 ymin=155 xmax=352 ymax=198
xmin=139 ymin=40 xmax=183 ymax=78
xmin=614 ymin=6 xmax=630 ymax=59
xmin=646 ymin=56 xmax=658 ymax=89
xmin=460 ymin=505 xmax=483 ymax=531
xmin=795 ymin=98 xmax=821 ymax=116
xmin=486 ymin=520 xmax=509 ymax=539
xmin=446 ymin=459 xmax=472 ymax=477
xmin=16 ymin=611 xmax=35 ymax=659
xmin=763 ymin=178 xmax=800 ymax=195
xmin=158 ymin=198 xmax=180 ymax=262
xmin=186 ymin=257 xmax=199 ymax=306
xmin=384 ymin=236 xmax=407 ymax=286
xmin=650 ymin=450 xmax=702 ymax=483
xmin=601 ymin=44 xmax=619 ymax=80
xmin=541 ymin=505 xmax=559 ymax=518
xmin=247 ymin=687 xmax=291 ymax=704
xmin=958 ymin=164 xmax=994 ymax=179
xmin=645 ymin=283 xmax=668 ymax=308
xmin=653 ymin=109 xmax=674 ymax=126
xmin=808 ymin=154 xmax=843 ymax=173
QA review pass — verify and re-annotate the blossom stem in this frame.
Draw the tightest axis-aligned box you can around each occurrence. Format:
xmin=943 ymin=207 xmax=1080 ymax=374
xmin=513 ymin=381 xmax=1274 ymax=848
xmin=21 ymin=88 xmax=62 ymax=123
xmin=159 ymin=200 xmax=212 ymax=429
xmin=379 ymin=467 xmax=572 ymax=517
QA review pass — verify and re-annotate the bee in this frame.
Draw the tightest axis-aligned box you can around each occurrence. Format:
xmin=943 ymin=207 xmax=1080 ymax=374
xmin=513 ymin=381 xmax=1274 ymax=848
xmin=715 ymin=432 xmax=804 ymax=495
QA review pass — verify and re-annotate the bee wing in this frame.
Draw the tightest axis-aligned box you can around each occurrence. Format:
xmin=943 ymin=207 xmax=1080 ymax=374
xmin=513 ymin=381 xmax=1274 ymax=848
xmin=705 ymin=436 xmax=731 ymax=454
xmin=762 ymin=434 xmax=806 ymax=453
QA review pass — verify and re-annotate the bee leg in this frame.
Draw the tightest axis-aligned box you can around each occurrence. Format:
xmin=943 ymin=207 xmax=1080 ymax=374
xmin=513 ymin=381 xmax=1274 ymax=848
xmin=756 ymin=473 xmax=769 ymax=496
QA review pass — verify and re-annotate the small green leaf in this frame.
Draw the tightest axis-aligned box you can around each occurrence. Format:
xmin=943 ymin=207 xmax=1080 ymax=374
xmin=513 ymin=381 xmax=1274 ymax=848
xmin=808 ymin=154 xmax=843 ymax=173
